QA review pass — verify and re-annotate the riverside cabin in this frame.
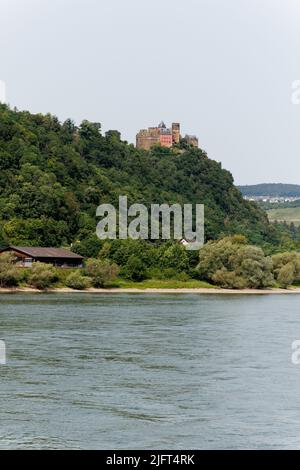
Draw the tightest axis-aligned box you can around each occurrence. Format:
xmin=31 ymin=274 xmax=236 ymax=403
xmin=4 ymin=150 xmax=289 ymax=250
xmin=0 ymin=246 xmax=84 ymax=268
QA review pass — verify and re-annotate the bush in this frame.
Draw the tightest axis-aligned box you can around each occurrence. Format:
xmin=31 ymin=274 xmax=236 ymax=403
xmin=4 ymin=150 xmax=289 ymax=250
xmin=212 ymin=269 xmax=246 ymax=289
xmin=65 ymin=271 xmax=91 ymax=290
xmin=28 ymin=262 xmax=59 ymax=290
xmin=0 ymin=253 xmax=20 ymax=287
xmin=107 ymin=239 xmax=159 ymax=268
xmin=122 ymin=255 xmax=148 ymax=281
xmin=84 ymin=258 xmax=120 ymax=287
xmin=277 ymin=262 xmax=295 ymax=289
xmin=159 ymin=244 xmax=189 ymax=272
xmin=72 ymin=235 xmax=103 ymax=258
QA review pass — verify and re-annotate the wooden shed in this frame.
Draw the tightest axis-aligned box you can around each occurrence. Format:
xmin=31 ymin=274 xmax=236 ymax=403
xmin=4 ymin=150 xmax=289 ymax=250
xmin=0 ymin=246 xmax=84 ymax=268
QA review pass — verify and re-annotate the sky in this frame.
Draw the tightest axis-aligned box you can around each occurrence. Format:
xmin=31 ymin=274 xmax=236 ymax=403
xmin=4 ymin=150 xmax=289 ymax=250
xmin=0 ymin=0 xmax=300 ymax=185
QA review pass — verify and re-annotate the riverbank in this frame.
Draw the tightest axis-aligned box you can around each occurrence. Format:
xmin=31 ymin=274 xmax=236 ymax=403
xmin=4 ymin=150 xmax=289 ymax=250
xmin=1 ymin=286 xmax=300 ymax=294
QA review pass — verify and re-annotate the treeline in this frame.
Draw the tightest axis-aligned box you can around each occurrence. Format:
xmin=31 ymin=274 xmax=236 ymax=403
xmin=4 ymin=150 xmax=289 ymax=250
xmin=2 ymin=236 xmax=300 ymax=290
xmin=197 ymin=235 xmax=300 ymax=289
xmin=0 ymin=253 xmax=119 ymax=290
xmin=238 ymin=183 xmax=300 ymax=197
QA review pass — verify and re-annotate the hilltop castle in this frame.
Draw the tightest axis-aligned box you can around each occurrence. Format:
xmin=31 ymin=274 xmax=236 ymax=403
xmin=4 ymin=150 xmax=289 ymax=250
xmin=136 ymin=121 xmax=198 ymax=150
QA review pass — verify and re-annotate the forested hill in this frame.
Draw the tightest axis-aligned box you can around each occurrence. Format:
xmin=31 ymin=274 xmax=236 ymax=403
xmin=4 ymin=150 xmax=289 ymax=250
xmin=0 ymin=104 xmax=273 ymax=249
xmin=238 ymin=184 xmax=300 ymax=197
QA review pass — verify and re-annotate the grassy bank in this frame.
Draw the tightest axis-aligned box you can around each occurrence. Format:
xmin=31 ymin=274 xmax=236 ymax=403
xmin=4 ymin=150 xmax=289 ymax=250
xmin=12 ymin=267 xmax=215 ymax=290
xmin=111 ymin=279 xmax=215 ymax=290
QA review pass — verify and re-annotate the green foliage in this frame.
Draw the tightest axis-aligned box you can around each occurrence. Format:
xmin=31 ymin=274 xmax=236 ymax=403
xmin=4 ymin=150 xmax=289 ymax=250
xmin=65 ymin=271 xmax=91 ymax=290
xmin=84 ymin=258 xmax=120 ymax=287
xmin=277 ymin=262 xmax=295 ymax=289
xmin=107 ymin=239 xmax=159 ymax=268
xmin=197 ymin=236 xmax=274 ymax=289
xmin=72 ymin=235 xmax=102 ymax=258
xmin=122 ymin=255 xmax=148 ymax=281
xmin=159 ymin=244 xmax=189 ymax=272
xmin=272 ymin=252 xmax=300 ymax=288
xmin=147 ymin=267 xmax=189 ymax=281
xmin=212 ymin=269 xmax=246 ymax=289
xmin=197 ymin=235 xmax=247 ymax=280
xmin=0 ymin=253 xmax=20 ymax=287
xmin=28 ymin=262 xmax=59 ymax=290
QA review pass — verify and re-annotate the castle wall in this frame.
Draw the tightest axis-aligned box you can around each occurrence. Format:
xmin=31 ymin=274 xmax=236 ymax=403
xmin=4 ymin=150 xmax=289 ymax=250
xmin=136 ymin=122 xmax=198 ymax=150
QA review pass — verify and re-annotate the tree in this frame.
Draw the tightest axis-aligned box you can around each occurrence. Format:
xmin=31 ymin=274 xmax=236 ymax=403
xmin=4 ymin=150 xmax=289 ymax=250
xmin=212 ymin=269 xmax=246 ymax=289
xmin=28 ymin=262 xmax=58 ymax=290
xmin=197 ymin=236 xmax=274 ymax=289
xmin=232 ymin=245 xmax=274 ymax=288
xmin=122 ymin=256 xmax=147 ymax=281
xmin=65 ymin=271 xmax=91 ymax=290
xmin=84 ymin=259 xmax=119 ymax=287
xmin=0 ymin=253 xmax=20 ymax=287
xmin=277 ymin=262 xmax=295 ymax=289
xmin=159 ymin=244 xmax=189 ymax=273
xmin=272 ymin=252 xmax=300 ymax=288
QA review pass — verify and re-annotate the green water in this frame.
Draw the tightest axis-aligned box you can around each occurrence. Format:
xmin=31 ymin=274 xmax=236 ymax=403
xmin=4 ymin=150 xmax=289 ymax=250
xmin=0 ymin=293 xmax=300 ymax=449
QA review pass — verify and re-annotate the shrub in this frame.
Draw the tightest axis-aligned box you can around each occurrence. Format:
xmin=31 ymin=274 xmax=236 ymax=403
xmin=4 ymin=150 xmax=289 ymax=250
xmin=28 ymin=262 xmax=58 ymax=290
xmin=212 ymin=269 xmax=246 ymax=289
xmin=72 ymin=235 xmax=103 ymax=258
xmin=122 ymin=255 xmax=147 ymax=281
xmin=277 ymin=262 xmax=295 ymax=289
xmin=65 ymin=271 xmax=91 ymax=290
xmin=0 ymin=253 xmax=20 ymax=287
xmin=159 ymin=244 xmax=189 ymax=272
xmin=84 ymin=258 xmax=120 ymax=287
xmin=107 ymin=239 xmax=158 ymax=268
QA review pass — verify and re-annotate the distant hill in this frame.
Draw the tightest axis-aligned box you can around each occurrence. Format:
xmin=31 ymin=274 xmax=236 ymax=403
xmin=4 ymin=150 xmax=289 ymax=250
xmin=238 ymin=184 xmax=300 ymax=197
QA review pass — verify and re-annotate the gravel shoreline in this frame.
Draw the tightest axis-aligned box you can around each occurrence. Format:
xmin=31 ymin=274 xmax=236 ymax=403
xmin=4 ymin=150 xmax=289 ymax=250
xmin=1 ymin=287 xmax=300 ymax=294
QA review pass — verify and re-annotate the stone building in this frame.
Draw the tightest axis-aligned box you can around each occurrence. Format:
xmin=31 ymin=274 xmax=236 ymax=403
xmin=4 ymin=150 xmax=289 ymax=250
xmin=136 ymin=121 xmax=174 ymax=150
xmin=184 ymin=134 xmax=199 ymax=148
xmin=136 ymin=126 xmax=161 ymax=150
xmin=136 ymin=121 xmax=198 ymax=150
xmin=172 ymin=123 xmax=180 ymax=144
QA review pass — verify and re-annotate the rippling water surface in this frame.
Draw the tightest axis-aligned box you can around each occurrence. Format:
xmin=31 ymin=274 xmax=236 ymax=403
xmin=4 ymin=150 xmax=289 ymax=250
xmin=0 ymin=293 xmax=300 ymax=449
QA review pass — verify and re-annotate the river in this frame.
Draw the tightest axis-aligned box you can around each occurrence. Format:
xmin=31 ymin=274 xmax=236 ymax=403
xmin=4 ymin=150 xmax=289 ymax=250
xmin=0 ymin=293 xmax=300 ymax=449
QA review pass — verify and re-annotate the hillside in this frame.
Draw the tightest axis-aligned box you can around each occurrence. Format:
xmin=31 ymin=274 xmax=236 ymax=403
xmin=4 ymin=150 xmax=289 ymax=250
xmin=0 ymin=104 xmax=274 ymax=252
xmin=267 ymin=207 xmax=300 ymax=226
xmin=238 ymin=183 xmax=300 ymax=197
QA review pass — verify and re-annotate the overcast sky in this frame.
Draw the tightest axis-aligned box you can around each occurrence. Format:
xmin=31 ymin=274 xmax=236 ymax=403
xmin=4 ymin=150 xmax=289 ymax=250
xmin=1 ymin=0 xmax=300 ymax=185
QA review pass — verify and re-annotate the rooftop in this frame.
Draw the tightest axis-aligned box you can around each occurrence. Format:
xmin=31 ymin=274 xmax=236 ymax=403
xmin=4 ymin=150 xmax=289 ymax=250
xmin=1 ymin=246 xmax=83 ymax=259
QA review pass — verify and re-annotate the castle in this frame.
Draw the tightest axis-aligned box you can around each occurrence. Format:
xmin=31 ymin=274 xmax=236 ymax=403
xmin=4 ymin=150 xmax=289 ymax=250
xmin=136 ymin=121 xmax=198 ymax=150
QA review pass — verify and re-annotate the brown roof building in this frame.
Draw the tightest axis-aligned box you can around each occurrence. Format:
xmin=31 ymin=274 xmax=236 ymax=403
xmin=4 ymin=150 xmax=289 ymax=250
xmin=0 ymin=246 xmax=84 ymax=268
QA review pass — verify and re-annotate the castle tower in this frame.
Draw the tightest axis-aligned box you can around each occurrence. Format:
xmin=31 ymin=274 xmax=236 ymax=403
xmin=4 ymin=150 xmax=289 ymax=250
xmin=172 ymin=123 xmax=180 ymax=144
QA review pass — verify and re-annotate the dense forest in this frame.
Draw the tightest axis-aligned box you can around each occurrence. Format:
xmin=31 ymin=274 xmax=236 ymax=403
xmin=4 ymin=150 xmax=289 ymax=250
xmin=0 ymin=104 xmax=289 ymax=256
xmin=238 ymin=183 xmax=300 ymax=197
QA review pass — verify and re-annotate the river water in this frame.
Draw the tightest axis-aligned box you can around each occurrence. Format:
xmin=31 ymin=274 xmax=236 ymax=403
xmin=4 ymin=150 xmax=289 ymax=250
xmin=0 ymin=293 xmax=300 ymax=449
